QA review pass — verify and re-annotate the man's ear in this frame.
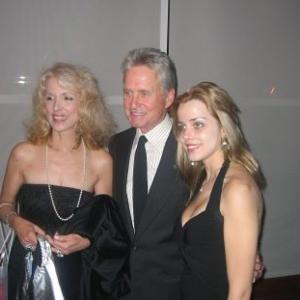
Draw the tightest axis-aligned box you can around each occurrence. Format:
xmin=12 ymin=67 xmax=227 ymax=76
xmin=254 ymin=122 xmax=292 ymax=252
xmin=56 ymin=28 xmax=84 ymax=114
xmin=165 ymin=89 xmax=175 ymax=109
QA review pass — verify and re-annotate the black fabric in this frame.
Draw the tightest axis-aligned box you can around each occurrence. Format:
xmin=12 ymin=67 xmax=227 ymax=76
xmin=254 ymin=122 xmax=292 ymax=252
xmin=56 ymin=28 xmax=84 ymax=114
xmin=79 ymin=195 xmax=130 ymax=300
xmin=109 ymin=128 xmax=190 ymax=300
xmin=8 ymin=184 xmax=130 ymax=300
xmin=179 ymin=161 xmax=229 ymax=300
xmin=133 ymin=135 xmax=148 ymax=228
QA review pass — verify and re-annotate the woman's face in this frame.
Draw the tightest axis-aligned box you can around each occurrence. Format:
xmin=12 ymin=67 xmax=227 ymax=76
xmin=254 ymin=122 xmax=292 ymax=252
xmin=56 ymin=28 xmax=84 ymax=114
xmin=44 ymin=76 xmax=80 ymax=134
xmin=176 ymin=99 xmax=223 ymax=163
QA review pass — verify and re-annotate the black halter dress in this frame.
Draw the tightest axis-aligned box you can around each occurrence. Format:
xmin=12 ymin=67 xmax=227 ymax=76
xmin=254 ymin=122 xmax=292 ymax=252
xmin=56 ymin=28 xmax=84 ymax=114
xmin=179 ymin=161 xmax=229 ymax=300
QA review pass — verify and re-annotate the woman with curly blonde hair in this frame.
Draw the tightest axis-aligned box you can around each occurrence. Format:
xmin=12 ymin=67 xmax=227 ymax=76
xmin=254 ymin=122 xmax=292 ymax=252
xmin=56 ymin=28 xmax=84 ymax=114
xmin=0 ymin=63 xmax=129 ymax=299
xmin=27 ymin=62 xmax=115 ymax=148
xmin=172 ymin=81 xmax=264 ymax=300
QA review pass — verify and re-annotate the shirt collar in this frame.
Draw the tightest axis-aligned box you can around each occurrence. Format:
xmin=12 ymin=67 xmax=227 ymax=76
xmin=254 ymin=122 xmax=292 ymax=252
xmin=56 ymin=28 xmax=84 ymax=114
xmin=135 ymin=114 xmax=173 ymax=148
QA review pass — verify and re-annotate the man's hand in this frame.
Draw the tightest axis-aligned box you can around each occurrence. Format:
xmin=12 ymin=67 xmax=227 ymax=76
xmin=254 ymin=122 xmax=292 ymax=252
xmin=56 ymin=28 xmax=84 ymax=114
xmin=253 ymin=254 xmax=265 ymax=282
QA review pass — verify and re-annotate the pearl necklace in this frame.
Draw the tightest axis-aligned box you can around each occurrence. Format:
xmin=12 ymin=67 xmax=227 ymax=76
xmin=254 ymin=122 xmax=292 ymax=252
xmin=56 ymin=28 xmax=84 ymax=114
xmin=45 ymin=139 xmax=86 ymax=221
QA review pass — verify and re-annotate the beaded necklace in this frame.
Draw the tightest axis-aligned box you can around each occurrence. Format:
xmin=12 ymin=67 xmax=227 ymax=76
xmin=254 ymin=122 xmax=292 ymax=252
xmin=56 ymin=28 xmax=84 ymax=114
xmin=45 ymin=139 xmax=86 ymax=221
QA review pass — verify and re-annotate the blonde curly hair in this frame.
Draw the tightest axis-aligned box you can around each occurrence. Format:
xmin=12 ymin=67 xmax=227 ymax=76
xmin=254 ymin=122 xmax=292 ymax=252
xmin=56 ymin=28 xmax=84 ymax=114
xmin=26 ymin=62 xmax=116 ymax=149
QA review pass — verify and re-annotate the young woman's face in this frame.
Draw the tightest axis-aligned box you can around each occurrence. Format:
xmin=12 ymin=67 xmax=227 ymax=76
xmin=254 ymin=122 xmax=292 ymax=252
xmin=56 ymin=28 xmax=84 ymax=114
xmin=176 ymin=99 xmax=223 ymax=163
xmin=44 ymin=77 xmax=80 ymax=134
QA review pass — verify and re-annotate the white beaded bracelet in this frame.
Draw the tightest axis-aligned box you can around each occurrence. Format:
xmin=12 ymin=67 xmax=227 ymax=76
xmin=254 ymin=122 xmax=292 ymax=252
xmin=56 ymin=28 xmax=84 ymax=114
xmin=0 ymin=202 xmax=13 ymax=210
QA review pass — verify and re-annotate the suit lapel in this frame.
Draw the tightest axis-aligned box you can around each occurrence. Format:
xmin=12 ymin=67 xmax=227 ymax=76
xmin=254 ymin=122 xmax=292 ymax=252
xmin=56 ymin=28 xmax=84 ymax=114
xmin=135 ymin=132 xmax=177 ymax=240
xmin=116 ymin=130 xmax=135 ymax=239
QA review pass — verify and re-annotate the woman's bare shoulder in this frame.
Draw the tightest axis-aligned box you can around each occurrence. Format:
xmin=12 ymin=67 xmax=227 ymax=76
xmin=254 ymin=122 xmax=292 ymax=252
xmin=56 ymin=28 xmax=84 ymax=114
xmin=89 ymin=147 xmax=112 ymax=168
xmin=10 ymin=141 xmax=42 ymax=162
xmin=225 ymin=163 xmax=257 ymax=188
xmin=222 ymin=162 xmax=262 ymax=209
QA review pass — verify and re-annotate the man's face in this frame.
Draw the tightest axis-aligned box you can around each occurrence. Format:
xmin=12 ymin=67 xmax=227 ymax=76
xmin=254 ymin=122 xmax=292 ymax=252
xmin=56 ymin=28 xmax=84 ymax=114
xmin=123 ymin=65 xmax=174 ymax=133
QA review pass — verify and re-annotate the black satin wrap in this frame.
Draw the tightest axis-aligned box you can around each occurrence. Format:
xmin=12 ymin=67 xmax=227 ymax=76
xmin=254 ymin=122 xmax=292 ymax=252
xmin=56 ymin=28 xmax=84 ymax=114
xmin=8 ymin=185 xmax=130 ymax=300
xmin=58 ymin=194 xmax=131 ymax=299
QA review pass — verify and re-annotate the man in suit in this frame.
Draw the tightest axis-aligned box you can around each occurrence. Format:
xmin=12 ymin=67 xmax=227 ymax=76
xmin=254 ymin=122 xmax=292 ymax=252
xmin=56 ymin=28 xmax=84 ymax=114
xmin=109 ymin=47 xmax=188 ymax=300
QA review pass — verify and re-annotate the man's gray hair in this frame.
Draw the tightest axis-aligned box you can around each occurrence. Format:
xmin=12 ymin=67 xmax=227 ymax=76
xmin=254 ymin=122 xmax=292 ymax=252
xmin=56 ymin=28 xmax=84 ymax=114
xmin=121 ymin=47 xmax=178 ymax=95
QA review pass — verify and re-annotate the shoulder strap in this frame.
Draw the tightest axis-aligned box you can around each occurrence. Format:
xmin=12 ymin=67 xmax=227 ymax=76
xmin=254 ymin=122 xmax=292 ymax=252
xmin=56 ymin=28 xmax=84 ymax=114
xmin=206 ymin=160 xmax=230 ymax=212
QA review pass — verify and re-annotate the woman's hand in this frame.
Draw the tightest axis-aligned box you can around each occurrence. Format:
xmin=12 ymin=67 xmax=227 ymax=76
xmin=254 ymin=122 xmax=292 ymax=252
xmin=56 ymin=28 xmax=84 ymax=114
xmin=48 ymin=233 xmax=91 ymax=256
xmin=11 ymin=215 xmax=45 ymax=250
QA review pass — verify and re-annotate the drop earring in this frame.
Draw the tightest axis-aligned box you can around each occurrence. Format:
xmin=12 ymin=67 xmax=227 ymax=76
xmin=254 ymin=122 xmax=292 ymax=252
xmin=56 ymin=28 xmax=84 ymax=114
xmin=221 ymin=137 xmax=228 ymax=148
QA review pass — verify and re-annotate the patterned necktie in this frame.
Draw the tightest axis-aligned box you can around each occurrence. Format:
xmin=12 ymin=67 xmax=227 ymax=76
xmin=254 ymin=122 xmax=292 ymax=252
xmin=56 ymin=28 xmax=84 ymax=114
xmin=133 ymin=135 xmax=148 ymax=228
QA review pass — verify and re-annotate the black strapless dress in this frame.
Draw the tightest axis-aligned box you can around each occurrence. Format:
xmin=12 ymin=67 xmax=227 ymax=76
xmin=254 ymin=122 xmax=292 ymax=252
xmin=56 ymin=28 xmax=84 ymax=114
xmin=179 ymin=161 xmax=229 ymax=300
xmin=8 ymin=184 xmax=130 ymax=300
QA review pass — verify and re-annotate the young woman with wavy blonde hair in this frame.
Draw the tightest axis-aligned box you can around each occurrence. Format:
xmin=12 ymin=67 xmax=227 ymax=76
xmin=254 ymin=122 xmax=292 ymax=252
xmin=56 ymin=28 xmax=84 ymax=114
xmin=172 ymin=81 xmax=264 ymax=300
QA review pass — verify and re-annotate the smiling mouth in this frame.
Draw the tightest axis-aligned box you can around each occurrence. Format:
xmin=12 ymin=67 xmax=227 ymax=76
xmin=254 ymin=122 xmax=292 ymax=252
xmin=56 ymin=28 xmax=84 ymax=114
xmin=53 ymin=115 xmax=67 ymax=121
xmin=186 ymin=144 xmax=200 ymax=152
xmin=131 ymin=111 xmax=145 ymax=117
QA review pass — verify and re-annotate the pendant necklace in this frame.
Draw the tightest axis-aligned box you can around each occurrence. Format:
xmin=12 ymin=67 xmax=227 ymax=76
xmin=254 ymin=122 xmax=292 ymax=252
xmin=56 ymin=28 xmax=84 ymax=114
xmin=45 ymin=138 xmax=86 ymax=221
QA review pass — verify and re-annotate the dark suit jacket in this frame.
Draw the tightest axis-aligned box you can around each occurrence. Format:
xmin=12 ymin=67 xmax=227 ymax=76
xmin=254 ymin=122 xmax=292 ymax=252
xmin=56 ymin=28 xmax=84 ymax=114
xmin=109 ymin=127 xmax=189 ymax=300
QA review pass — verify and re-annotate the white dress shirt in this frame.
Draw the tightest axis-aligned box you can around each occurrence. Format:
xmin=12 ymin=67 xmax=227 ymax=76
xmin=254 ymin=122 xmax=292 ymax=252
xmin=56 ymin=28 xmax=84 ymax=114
xmin=126 ymin=114 xmax=173 ymax=228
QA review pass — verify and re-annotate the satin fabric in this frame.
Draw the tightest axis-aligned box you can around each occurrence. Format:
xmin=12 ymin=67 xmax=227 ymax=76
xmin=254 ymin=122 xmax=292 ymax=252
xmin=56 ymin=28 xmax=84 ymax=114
xmin=8 ymin=185 xmax=130 ymax=300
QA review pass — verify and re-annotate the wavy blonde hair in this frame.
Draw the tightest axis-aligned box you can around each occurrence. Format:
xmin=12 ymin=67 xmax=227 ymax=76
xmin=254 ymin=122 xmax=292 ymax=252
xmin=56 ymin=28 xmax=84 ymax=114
xmin=171 ymin=81 xmax=265 ymax=194
xmin=26 ymin=62 xmax=116 ymax=149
